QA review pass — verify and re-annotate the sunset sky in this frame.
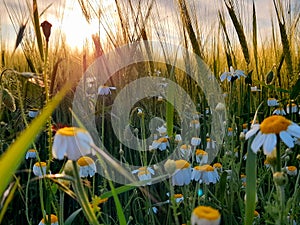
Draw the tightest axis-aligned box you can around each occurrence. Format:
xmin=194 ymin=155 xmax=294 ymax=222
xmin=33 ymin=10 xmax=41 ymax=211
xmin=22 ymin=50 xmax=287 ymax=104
xmin=0 ymin=0 xmax=297 ymax=50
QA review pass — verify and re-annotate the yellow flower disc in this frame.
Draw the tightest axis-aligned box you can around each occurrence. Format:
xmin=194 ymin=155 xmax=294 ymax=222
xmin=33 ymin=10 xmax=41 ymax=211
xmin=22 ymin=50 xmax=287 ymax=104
xmin=193 ymin=206 xmax=220 ymax=221
xmin=34 ymin=162 xmax=47 ymax=167
xmin=57 ymin=127 xmax=87 ymax=136
xmin=194 ymin=165 xmax=214 ymax=172
xmin=77 ymin=156 xmax=94 ymax=166
xmin=41 ymin=214 xmax=58 ymax=223
xmin=260 ymin=115 xmax=291 ymax=134
xmin=196 ymin=149 xmax=207 ymax=155
xmin=175 ymin=160 xmax=190 ymax=169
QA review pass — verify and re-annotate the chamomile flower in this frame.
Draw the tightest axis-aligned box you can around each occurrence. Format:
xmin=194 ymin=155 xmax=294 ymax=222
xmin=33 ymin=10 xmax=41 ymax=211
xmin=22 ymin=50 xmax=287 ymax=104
xmin=180 ymin=144 xmax=192 ymax=158
xmin=191 ymin=137 xmax=201 ymax=146
xmin=174 ymin=134 xmax=182 ymax=143
xmin=267 ymin=98 xmax=279 ymax=107
xmin=77 ymin=156 xmax=97 ymax=177
xmin=286 ymin=103 xmax=298 ymax=114
xmin=97 ymin=85 xmax=116 ymax=95
xmin=156 ymin=125 xmax=167 ymax=137
xmin=190 ymin=120 xmax=200 ymax=129
xmin=246 ymin=115 xmax=300 ymax=155
xmin=190 ymin=205 xmax=221 ymax=225
xmin=33 ymin=162 xmax=47 ymax=177
xmin=171 ymin=160 xmax=191 ymax=186
xmin=132 ymin=166 xmax=155 ymax=185
xmin=206 ymin=138 xmax=216 ymax=149
xmin=213 ymin=163 xmax=222 ymax=172
xmin=25 ymin=149 xmax=37 ymax=159
xmin=195 ymin=149 xmax=208 ymax=165
xmin=191 ymin=165 xmax=219 ymax=185
xmin=220 ymin=66 xmax=245 ymax=82
xmin=273 ymin=107 xmax=286 ymax=115
xmin=38 ymin=214 xmax=58 ymax=225
xmin=52 ymin=127 xmax=95 ymax=161
xmin=286 ymin=166 xmax=297 ymax=176
xmin=151 ymin=137 xmax=169 ymax=151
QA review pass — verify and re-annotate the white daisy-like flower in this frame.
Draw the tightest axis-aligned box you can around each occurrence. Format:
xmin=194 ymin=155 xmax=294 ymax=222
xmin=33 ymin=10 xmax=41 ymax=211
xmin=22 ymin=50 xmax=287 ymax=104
xmin=38 ymin=214 xmax=58 ymax=225
xmin=195 ymin=149 xmax=208 ymax=165
xmin=286 ymin=103 xmax=298 ymax=114
xmin=191 ymin=165 xmax=219 ymax=185
xmin=273 ymin=107 xmax=286 ymax=115
xmin=97 ymin=85 xmax=116 ymax=95
xmin=191 ymin=137 xmax=201 ymax=146
xmin=286 ymin=166 xmax=297 ymax=176
xmin=25 ymin=149 xmax=37 ymax=159
xmin=132 ymin=166 xmax=155 ymax=185
xmin=156 ymin=125 xmax=167 ymax=136
xmin=251 ymin=86 xmax=261 ymax=92
xmin=33 ymin=162 xmax=47 ymax=176
xmin=245 ymin=115 xmax=300 ymax=155
xmin=220 ymin=66 xmax=246 ymax=82
xmin=190 ymin=120 xmax=200 ymax=129
xmin=171 ymin=160 xmax=191 ymax=186
xmin=166 ymin=193 xmax=184 ymax=204
xmin=28 ymin=108 xmax=39 ymax=118
xmin=267 ymin=98 xmax=279 ymax=107
xmin=150 ymin=137 xmax=169 ymax=151
xmin=77 ymin=156 xmax=97 ymax=177
xmin=52 ymin=127 xmax=95 ymax=161
xmin=190 ymin=205 xmax=221 ymax=225
xmin=180 ymin=144 xmax=192 ymax=158
xmin=213 ymin=163 xmax=222 ymax=172
xmin=206 ymin=138 xmax=216 ymax=149
xmin=174 ymin=134 xmax=182 ymax=143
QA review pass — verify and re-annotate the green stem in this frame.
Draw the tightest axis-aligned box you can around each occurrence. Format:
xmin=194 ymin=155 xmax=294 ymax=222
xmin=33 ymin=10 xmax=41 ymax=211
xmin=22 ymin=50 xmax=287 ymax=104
xmin=59 ymin=191 xmax=64 ymax=225
xmin=169 ymin=179 xmax=180 ymax=225
xmin=276 ymin=135 xmax=281 ymax=172
xmin=25 ymin=159 xmax=33 ymax=225
xmin=101 ymin=97 xmax=105 ymax=147
xmin=245 ymin=136 xmax=256 ymax=225
xmin=72 ymin=161 xmax=100 ymax=225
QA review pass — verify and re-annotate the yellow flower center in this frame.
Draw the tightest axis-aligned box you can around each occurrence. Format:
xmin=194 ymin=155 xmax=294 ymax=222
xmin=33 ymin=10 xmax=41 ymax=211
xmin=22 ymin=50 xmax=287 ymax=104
xmin=77 ymin=156 xmax=95 ymax=166
xmin=260 ymin=115 xmax=291 ymax=134
xmin=137 ymin=167 xmax=150 ymax=175
xmin=41 ymin=214 xmax=58 ymax=223
xmin=175 ymin=160 xmax=190 ymax=169
xmin=194 ymin=165 xmax=214 ymax=172
xmin=28 ymin=149 xmax=36 ymax=152
xmin=195 ymin=149 xmax=207 ymax=155
xmin=213 ymin=163 xmax=222 ymax=168
xmin=158 ymin=137 xmax=168 ymax=143
xmin=193 ymin=206 xmax=220 ymax=221
xmin=287 ymin=166 xmax=297 ymax=171
xmin=34 ymin=162 xmax=47 ymax=167
xmin=57 ymin=127 xmax=87 ymax=136
xmin=180 ymin=144 xmax=191 ymax=150
xmin=174 ymin=194 xmax=183 ymax=199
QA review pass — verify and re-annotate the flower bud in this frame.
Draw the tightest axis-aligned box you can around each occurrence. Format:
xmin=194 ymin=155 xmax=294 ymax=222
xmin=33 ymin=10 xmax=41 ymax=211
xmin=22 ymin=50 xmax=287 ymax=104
xmin=273 ymin=172 xmax=288 ymax=186
xmin=164 ymin=159 xmax=176 ymax=175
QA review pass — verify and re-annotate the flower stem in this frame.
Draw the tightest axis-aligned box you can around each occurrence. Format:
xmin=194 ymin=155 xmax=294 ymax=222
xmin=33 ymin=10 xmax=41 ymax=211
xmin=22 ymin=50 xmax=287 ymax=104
xmin=72 ymin=161 xmax=100 ymax=225
xmin=276 ymin=134 xmax=281 ymax=172
xmin=245 ymin=136 xmax=256 ymax=225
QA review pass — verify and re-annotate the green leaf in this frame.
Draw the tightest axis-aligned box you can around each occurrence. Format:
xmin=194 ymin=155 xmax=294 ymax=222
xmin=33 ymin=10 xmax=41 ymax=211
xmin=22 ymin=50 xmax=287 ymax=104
xmin=290 ymin=77 xmax=300 ymax=99
xmin=64 ymin=208 xmax=82 ymax=225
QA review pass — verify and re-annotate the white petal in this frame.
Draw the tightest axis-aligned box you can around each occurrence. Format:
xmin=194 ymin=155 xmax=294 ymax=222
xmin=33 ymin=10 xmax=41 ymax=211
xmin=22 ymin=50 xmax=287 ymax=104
xmin=279 ymin=131 xmax=294 ymax=148
xmin=263 ymin=134 xmax=276 ymax=155
xmin=220 ymin=73 xmax=227 ymax=82
xmin=52 ymin=135 xmax=67 ymax=160
xmin=245 ymin=125 xmax=260 ymax=140
xmin=287 ymin=124 xmax=300 ymax=138
xmin=251 ymin=132 xmax=266 ymax=153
